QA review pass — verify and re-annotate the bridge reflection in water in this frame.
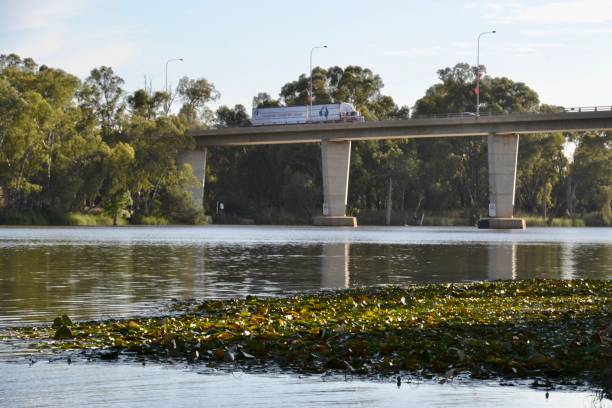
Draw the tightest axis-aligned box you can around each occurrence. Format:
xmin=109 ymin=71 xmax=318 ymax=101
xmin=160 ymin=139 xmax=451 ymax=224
xmin=319 ymin=241 xmax=596 ymax=287
xmin=0 ymin=231 xmax=610 ymax=327
xmin=321 ymin=243 xmax=351 ymax=288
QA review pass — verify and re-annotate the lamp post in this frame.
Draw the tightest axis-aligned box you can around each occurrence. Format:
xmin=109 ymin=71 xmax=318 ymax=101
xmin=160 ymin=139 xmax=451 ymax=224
xmin=164 ymin=58 xmax=183 ymax=114
xmin=476 ymin=31 xmax=495 ymax=116
xmin=308 ymin=45 xmax=327 ymax=122
xmin=165 ymin=58 xmax=183 ymax=94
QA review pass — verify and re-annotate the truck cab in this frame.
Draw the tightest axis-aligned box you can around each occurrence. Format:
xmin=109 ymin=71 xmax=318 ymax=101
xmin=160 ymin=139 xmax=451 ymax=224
xmin=338 ymin=103 xmax=364 ymax=122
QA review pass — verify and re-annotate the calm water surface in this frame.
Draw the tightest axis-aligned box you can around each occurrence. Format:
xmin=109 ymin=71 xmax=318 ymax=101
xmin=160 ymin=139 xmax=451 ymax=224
xmin=0 ymin=225 xmax=610 ymax=327
xmin=1 ymin=225 xmax=610 ymax=407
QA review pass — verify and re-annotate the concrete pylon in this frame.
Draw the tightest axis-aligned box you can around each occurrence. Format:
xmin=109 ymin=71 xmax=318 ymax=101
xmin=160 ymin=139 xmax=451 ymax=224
xmin=313 ymin=140 xmax=357 ymax=226
xmin=177 ymin=148 xmax=207 ymax=211
xmin=479 ymin=133 xmax=525 ymax=229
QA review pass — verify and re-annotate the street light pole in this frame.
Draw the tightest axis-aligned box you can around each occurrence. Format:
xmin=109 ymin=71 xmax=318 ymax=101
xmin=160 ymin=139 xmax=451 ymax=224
xmin=476 ymin=31 xmax=495 ymax=116
xmin=309 ymin=45 xmax=327 ymax=122
xmin=165 ymin=58 xmax=184 ymax=94
xmin=164 ymin=58 xmax=183 ymax=114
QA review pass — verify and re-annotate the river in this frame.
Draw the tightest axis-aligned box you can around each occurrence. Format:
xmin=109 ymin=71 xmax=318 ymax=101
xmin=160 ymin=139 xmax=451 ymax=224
xmin=1 ymin=225 xmax=611 ymax=407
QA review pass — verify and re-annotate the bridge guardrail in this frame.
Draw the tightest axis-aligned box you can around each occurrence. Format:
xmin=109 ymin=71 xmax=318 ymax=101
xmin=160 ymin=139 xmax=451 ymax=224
xmin=410 ymin=106 xmax=612 ymax=120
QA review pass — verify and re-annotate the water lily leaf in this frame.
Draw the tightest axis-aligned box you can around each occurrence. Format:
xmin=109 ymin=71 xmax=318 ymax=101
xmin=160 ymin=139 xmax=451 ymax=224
xmin=52 ymin=314 xmax=73 ymax=328
xmin=127 ymin=321 xmax=140 ymax=330
xmin=53 ymin=325 xmax=73 ymax=340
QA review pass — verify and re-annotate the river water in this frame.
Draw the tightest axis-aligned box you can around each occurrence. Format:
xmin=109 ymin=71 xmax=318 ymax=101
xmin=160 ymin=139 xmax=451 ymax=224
xmin=0 ymin=225 xmax=611 ymax=407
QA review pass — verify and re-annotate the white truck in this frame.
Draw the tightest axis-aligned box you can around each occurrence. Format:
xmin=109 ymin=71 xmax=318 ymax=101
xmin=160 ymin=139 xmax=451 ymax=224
xmin=251 ymin=103 xmax=364 ymax=126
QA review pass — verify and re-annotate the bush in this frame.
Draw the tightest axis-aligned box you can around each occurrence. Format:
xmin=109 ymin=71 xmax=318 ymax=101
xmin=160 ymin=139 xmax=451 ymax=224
xmin=584 ymin=212 xmax=612 ymax=227
xmin=136 ymin=215 xmax=170 ymax=225
xmin=65 ymin=212 xmax=121 ymax=226
xmin=0 ymin=209 xmax=50 ymax=225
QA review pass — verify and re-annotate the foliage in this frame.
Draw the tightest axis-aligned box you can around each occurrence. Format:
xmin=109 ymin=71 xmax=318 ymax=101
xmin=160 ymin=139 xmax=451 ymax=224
xmin=16 ymin=280 xmax=611 ymax=389
xmin=1 ymin=54 xmax=610 ymax=225
xmin=65 ymin=212 xmax=120 ymax=226
xmin=0 ymin=53 xmax=206 ymax=225
xmin=215 ymin=104 xmax=251 ymax=128
xmin=571 ymin=133 xmax=612 ymax=225
xmin=177 ymin=77 xmax=219 ymax=124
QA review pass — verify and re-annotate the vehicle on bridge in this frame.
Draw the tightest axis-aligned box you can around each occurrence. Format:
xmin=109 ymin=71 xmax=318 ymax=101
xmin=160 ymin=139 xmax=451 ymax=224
xmin=251 ymin=103 xmax=364 ymax=126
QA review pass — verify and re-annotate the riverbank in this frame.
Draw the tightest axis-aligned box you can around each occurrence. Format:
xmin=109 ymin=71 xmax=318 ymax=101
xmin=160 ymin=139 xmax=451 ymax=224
xmin=8 ymin=280 xmax=610 ymax=393
xmin=0 ymin=210 xmax=200 ymax=226
xmin=1 ymin=208 xmax=608 ymax=226
xmin=213 ymin=209 xmax=609 ymax=227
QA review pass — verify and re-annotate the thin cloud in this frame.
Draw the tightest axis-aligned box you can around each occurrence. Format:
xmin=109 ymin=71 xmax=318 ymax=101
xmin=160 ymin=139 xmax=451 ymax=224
xmin=490 ymin=43 xmax=565 ymax=55
xmin=525 ymin=27 xmax=612 ymax=35
xmin=5 ymin=0 xmax=142 ymax=77
xmin=383 ymin=47 xmax=442 ymax=57
xmin=4 ymin=0 xmax=85 ymax=30
xmin=495 ymin=0 xmax=612 ymax=24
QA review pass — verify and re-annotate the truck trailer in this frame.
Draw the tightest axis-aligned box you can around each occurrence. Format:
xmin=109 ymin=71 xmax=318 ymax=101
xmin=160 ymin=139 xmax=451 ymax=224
xmin=251 ymin=103 xmax=363 ymax=126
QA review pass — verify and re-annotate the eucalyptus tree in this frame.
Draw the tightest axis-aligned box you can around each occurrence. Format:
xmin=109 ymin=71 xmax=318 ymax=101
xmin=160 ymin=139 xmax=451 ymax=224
xmin=79 ymin=66 xmax=126 ymax=143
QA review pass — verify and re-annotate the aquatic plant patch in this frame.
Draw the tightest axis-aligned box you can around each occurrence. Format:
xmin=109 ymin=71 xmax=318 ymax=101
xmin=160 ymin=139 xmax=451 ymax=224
xmin=9 ymin=280 xmax=612 ymax=386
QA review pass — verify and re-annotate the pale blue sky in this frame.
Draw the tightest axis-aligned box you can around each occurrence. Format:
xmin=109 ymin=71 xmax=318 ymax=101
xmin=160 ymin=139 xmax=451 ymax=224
xmin=1 ymin=0 xmax=611 ymax=111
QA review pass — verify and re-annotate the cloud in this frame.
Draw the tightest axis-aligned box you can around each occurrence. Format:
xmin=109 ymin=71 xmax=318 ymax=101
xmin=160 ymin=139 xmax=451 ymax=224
xmin=4 ymin=0 xmax=85 ymax=30
xmin=383 ymin=47 xmax=442 ymax=57
xmin=382 ymin=41 xmax=564 ymax=60
xmin=12 ymin=32 xmax=66 ymax=58
xmin=525 ymin=26 xmax=612 ymax=35
xmin=490 ymin=43 xmax=565 ymax=55
xmin=61 ymin=42 xmax=137 ymax=75
xmin=4 ymin=1 xmax=142 ymax=76
xmin=494 ymin=0 xmax=612 ymax=24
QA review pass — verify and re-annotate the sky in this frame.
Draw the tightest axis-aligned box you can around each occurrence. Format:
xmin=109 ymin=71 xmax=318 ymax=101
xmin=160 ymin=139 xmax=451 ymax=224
xmin=1 ymin=0 xmax=611 ymax=112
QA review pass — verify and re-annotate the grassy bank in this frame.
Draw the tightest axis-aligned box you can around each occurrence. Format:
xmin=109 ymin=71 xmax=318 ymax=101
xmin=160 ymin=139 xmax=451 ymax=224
xmin=0 ymin=209 xmax=127 ymax=226
xmin=11 ymin=280 xmax=611 ymax=389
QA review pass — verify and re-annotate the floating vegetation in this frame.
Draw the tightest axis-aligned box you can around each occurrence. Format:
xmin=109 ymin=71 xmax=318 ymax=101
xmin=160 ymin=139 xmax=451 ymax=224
xmin=10 ymin=280 xmax=612 ymax=389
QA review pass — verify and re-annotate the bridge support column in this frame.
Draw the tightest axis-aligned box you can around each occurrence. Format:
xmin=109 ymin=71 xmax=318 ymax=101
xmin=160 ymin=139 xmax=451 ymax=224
xmin=177 ymin=147 xmax=207 ymax=212
xmin=478 ymin=133 xmax=525 ymax=229
xmin=313 ymin=140 xmax=357 ymax=227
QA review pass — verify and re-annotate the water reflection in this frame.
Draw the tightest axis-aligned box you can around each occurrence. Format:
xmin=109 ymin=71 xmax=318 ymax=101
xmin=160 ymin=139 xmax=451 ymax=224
xmin=2 ymin=362 xmax=607 ymax=408
xmin=487 ymin=244 xmax=517 ymax=280
xmin=0 ymin=227 xmax=610 ymax=327
xmin=321 ymin=243 xmax=350 ymax=288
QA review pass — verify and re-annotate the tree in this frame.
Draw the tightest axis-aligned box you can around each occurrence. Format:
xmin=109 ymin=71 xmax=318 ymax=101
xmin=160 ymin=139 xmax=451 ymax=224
xmin=79 ymin=66 xmax=125 ymax=143
xmin=177 ymin=77 xmax=220 ymax=125
xmin=215 ymin=104 xmax=251 ymax=128
xmin=252 ymin=92 xmax=281 ymax=108
xmin=516 ymin=133 xmax=567 ymax=217
xmin=101 ymin=142 xmax=135 ymax=225
xmin=571 ymin=132 xmax=612 ymax=225
xmin=127 ymin=89 xmax=168 ymax=120
xmin=412 ymin=63 xmax=541 ymax=218
xmin=278 ymin=65 xmax=401 ymax=120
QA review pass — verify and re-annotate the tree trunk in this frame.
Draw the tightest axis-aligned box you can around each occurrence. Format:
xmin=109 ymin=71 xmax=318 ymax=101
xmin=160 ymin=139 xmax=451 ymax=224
xmin=566 ymin=172 xmax=573 ymax=217
xmin=542 ymin=183 xmax=548 ymax=220
xmin=385 ymin=177 xmax=393 ymax=225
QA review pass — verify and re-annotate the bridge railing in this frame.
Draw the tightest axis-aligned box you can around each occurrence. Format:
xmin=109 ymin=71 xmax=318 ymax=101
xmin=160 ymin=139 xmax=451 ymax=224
xmin=410 ymin=106 xmax=612 ymax=120
xmin=565 ymin=106 xmax=612 ymax=113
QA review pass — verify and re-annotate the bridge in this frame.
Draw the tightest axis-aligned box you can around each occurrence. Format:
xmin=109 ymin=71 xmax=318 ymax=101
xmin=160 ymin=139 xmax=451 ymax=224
xmin=181 ymin=108 xmax=612 ymax=228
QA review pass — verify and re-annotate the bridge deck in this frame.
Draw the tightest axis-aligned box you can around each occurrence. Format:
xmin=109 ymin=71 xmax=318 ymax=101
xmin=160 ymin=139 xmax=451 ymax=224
xmin=188 ymin=110 xmax=612 ymax=146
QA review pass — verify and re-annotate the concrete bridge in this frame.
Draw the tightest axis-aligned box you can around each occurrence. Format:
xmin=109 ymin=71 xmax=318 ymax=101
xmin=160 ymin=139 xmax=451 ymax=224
xmin=181 ymin=108 xmax=612 ymax=228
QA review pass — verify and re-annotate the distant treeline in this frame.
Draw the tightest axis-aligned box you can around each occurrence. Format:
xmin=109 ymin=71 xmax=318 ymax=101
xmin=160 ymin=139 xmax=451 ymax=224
xmin=0 ymin=55 xmax=610 ymax=225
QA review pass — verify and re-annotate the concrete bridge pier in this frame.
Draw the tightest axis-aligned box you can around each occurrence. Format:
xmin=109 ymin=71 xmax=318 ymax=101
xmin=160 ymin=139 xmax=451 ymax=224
xmin=177 ymin=147 xmax=207 ymax=212
xmin=479 ymin=133 xmax=525 ymax=229
xmin=313 ymin=140 xmax=357 ymax=227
